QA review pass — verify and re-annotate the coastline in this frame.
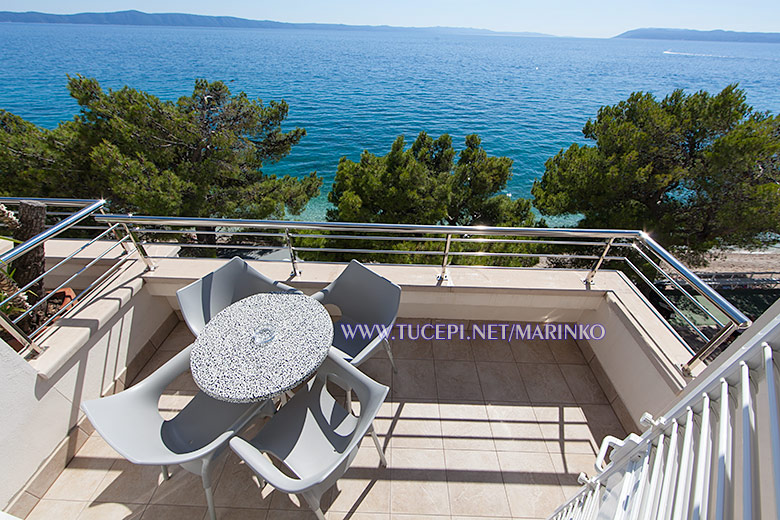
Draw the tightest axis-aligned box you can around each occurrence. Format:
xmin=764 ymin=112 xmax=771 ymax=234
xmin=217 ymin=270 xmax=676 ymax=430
xmin=696 ymin=248 xmax=780 ymax=274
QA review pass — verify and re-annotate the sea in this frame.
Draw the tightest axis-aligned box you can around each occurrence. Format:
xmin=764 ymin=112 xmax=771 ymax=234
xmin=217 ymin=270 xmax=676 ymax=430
xmin=1 ymin=22 xmax=779 ymax=220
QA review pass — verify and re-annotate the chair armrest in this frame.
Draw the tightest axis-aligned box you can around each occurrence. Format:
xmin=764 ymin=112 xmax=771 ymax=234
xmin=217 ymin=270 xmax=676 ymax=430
xmin=229 ymin=437 xmax=320 ymax=493
xmin=163 ymin=430 xmax=237 ymax=465
xmin=274 ymin=281 xmax=303 ymax=295
xmin=349 ymin=335 xmax=385 ymax=366
xmin=131 ymin=344 xmax=194 ymax=398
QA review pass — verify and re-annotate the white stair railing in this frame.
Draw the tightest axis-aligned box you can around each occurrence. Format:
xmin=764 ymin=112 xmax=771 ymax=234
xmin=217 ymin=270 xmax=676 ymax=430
xmin=548 ymin=302 xmax=780 ymax=520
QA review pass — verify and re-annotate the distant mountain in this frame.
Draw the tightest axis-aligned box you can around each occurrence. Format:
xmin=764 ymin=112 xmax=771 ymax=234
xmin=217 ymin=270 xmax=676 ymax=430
xmin=615 ymin=28 xmax=780 ymax=44
xmin=0 ymin=10 xmax=552 ymax=37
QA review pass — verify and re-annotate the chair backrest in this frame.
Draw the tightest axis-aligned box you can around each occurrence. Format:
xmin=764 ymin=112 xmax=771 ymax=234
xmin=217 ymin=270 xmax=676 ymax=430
xmin=319 ymin=260 xmax=401 ymax=327
xmin=312 ymin=352 xmax=389 ymax=461
xmin=177 ymin=257 xmax=300 ymax=336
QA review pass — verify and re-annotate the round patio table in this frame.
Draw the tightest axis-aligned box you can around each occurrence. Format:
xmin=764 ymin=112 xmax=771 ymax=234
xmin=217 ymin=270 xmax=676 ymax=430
xmin=190 ymin=292 xmax=334 ymax=403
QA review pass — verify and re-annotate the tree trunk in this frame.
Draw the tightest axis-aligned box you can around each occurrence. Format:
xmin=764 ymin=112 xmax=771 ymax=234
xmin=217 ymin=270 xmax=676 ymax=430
xmin=0 ymin=271 xmax=30 ymax=312
xmin=193 ymin=227 xmax=218 ymax=258
xmin=12 ymin=201 xmax=46 ymax=306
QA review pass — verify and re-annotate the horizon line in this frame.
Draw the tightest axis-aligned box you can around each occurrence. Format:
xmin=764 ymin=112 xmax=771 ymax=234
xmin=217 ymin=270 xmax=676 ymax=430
xmin=2 ymin=10 xmax=779 ymax=40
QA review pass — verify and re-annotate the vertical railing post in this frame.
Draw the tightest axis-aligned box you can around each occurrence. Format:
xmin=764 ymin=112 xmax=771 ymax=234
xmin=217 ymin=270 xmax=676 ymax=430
xmin=438 ymin=234 xmax=452 ymax=281
xmin=0 ymin=311 xmax=41 ymax=356
xmin=585 ymin=237 xmax=615 ymax=288
xmin=683 ymin=322 xmax=738 ymax=374
xmin=740 ymin=361 xmax=757 ymax=520
xmin=285 ymin=228 xmax=299 ymax=278
xmin=102 ymin=205 xmax=156 ymax=272
xmin=102 ymin=206 xmax=135 ymax=261
xmin=120 ymin=223 xmax=156 ymax=271
xmin=762 ymin=343 xmax=780 ymax=513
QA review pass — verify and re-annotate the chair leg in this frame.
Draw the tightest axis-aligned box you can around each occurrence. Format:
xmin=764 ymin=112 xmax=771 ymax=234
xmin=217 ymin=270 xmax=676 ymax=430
xmin=161 ymin=465 xmax=170 ymax=480
xmin=201 ymin=459 xmax=217 ymax=520
xmin=346 ymin=385 xmax=353 ymax=412
xmin=204 ymin=484 xmax=216 ymax=520
xmin=369 ymin=423 xmax=387 ymax=467
xmin=383 ymin=338 xmax=398 ymax=373
xmin=302 ymin=491 xmax=326 ymax=520
xmin=201 ymin=470 xmax=217 ymax=520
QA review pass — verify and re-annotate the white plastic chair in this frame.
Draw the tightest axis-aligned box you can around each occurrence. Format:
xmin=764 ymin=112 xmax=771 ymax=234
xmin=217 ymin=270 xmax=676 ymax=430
xmin=177 ymin=256 xmax=302 ymax=336
xmin=229 ymin=351 xmax=389 ymax=520
xmin=311 ymin=259 xmax=401 ymax=371
xmin=81 ymin=345 xmax=274 ymax=520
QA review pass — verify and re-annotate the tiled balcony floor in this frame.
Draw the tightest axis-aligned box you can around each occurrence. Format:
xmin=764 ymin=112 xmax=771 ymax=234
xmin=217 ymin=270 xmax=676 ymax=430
xmin=27 ymin=319 xmax=627 ymax=520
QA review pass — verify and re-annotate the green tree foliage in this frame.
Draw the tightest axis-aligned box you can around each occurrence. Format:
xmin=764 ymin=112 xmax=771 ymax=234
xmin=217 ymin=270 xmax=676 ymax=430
xmin=0 ymin=76 xmax=321 ymax=220
xmin=532 ymin=85 xmax=780 ymax=263
xmin=318 ymin=132 xmax=536 ymax=266
xmin=328 ymin=131 xmax=532 ymax=226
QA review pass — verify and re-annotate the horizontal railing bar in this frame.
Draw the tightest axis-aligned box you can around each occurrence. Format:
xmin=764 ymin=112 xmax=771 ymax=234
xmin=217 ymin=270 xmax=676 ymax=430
xmin=640 ymin=233 xmax=750 ymax=328
xmin=140 ymin=241 xmax=622 ymax=258
xmin=290 ymin=233 xmax=449 ymax=242
xmin=0 ymin=197 xmax=104 ymax=207
xmin=1 ymin=200 xmax=106 ymax=265
xmin=632 ymin=243 xmax=726 ymax=329
xmin=291 ymin=233 xmax=613 ymax=247
xmin=14 ymin=236 xmax=129 ymax=323
xmin=141 ymin=242 xmax=283 ymax=251
xmin=0 ymin=224 xmax=122 ymax=309
xmin=452 ymin=237 xmax=610 ymax=246
xmin=292 ymin=245 xmax=619 ymax=262
xmin=133 ymin=228 xmax=286 ymax=238
xmin=621 ymin=258 xmax=697 ymax=352
xmin=622 ymin=258 xmax=706 ymax=348
xmin=96 ymin=214 xmax=645 ymax=239
xmin=137 ymin=229 xmax=613 ymax=248
xmin=47 ymin=225 xmax=111 ymax=231
xmin=448 ymin=251 xmax=621 ymax=259
xmin=292 ymin=247 xmax=445 ymax=256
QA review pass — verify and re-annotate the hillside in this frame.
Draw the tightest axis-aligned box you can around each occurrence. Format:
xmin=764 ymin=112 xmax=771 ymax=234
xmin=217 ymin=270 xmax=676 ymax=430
xmin=0 ymin=10 xmax=551 ymax=37
xmin=615 ymin=28 xmax=780 ymax=43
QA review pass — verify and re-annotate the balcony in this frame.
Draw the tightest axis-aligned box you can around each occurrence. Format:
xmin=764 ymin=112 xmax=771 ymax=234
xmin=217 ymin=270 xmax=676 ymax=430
xmin=1 ymin=198 xmax=774 ymax=519
xmin=24 ymin=317 xmax=627 ymax=519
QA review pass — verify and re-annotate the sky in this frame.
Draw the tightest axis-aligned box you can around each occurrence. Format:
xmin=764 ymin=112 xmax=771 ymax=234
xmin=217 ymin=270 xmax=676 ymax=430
xmin=1 ymin=0 xmax=779 ymax=38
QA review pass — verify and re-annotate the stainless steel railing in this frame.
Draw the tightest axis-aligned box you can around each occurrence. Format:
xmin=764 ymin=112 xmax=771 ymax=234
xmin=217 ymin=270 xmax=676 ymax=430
xmin=93 ymin=213 xmax=752 ymax=370
xmin=0 ymin=198 xmax=153 ymax=357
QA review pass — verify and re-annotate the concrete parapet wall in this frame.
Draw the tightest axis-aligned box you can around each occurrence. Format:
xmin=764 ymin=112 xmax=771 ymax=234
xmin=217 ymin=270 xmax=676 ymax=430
xmin=0 ymin=254 xmax=177 ymax=511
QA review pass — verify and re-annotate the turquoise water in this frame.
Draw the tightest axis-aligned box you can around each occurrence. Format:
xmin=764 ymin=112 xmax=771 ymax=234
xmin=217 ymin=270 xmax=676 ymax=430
xmin=1 ymin=23 xmax=779 ymax=219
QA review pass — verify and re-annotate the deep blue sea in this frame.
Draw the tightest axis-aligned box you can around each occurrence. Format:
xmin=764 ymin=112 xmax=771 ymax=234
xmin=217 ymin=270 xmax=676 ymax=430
xmin=1 ymin=23 xmax=779 ymax=219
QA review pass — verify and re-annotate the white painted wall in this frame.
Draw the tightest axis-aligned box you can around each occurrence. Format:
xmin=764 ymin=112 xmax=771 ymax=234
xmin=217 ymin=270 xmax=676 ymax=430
xmin=0 ymin=338 xmax=73 ymax=510
xmin=579 ymin=294 xmax=688 ymax=426
xmin=0 ymin=262 xmax=175 ymax=509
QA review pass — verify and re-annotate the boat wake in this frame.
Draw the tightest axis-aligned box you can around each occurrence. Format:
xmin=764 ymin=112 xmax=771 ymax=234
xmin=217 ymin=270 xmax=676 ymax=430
xmin=663 ymin=50 xmax=736 ymax=59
